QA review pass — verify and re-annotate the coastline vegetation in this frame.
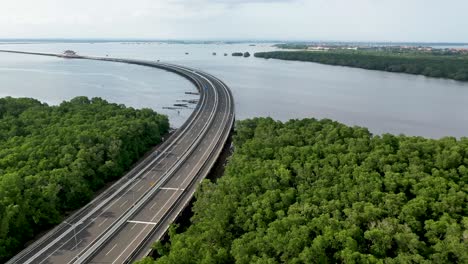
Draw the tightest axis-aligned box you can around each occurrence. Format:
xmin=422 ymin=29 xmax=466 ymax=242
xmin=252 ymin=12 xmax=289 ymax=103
xmin=255 ymin=50 xmax=468 ymax=81
xmin=0 ymin=96 xmax=169 ymax=262
xmin=138 ymin=117 xmax=468 ymax=264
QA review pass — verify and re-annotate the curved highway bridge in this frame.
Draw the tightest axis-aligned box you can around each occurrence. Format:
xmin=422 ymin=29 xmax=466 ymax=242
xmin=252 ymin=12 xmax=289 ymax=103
xmin=1 ymin=50 xmax=235 ymax=264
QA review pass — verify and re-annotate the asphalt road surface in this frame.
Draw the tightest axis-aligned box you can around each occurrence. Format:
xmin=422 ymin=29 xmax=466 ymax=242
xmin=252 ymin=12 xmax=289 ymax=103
xmin=1 ymin=50 xmax=235 ymax=264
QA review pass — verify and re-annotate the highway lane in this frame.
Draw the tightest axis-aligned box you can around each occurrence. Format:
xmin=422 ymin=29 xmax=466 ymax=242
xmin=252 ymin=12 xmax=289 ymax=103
xmin=18 ymin=68 xmax=212 ymax=264
xmin=2 ymin=50 xmax=234 ymax=264
xmin=132 ymin=71 xmax=234 ymax=262
xmin=88 ymin=66 xmax=233 ymax=264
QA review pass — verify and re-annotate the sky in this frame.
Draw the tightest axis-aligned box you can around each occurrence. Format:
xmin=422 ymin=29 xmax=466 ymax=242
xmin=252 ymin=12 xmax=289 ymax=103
xmin=1 ymin=0 xmax=467 ymax=42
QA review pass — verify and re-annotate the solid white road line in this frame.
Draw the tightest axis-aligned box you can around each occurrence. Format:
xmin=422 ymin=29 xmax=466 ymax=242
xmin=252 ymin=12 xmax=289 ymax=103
xmin=150 ymin=191 xmax=179 ymax=222
xmin=149 ymin=202 xmax=158 ymax=211
xmin=120 ymin=200 xmax=128 ymax=208
xmin=160 ymin=187 xmax=184 ymax=191
xmin=98 ymin=219 xmax=108 ymax=227
xmin=111 ymin=226 xmax=149 ymax=264
xmin=71 ymin=240 xmax=83 ymax=251
xmin=106 ymin=244 xmax=118 ymax=256
xmin=127 ymin=220 xmax=158 ymax=225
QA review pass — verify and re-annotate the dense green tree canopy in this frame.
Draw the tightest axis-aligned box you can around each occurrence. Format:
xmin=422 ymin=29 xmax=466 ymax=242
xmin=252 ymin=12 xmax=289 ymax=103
xmin=255 ymin=51 xmax=468 ymax=81
xmin=140 ymin=118 xmax=468 ymax=264
xmin=0 ymin=96 xmax=169 ymax=262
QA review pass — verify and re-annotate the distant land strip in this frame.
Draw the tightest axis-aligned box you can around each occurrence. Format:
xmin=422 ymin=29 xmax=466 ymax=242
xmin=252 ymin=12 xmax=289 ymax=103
xmin=255 ymin=51 xmax=468 ymax=81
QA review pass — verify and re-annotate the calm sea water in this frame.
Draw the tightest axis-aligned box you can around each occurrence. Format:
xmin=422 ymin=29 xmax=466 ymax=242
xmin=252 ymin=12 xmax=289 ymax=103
xmin=1 ymin=42 xmax=467 ymax=138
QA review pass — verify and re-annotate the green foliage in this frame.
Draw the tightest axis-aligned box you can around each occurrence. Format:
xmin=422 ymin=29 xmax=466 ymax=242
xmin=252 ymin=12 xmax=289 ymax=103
xmin=139 ymin=118 xmax=468 ymax=264
xmin=254 ymin=51 xmax=468 ymax=81
xmin=274 ymin=43 xmax=312 ymax=49
xmin=0 ymin=96 xmax=169 ymax=262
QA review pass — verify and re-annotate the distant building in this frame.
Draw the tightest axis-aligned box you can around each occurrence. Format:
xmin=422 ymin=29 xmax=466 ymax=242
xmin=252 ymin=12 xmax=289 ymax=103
xmin=307 ymin=46 xmax=330 ymax=51
xmin=63 ymin=50 xmax=77 ymax=57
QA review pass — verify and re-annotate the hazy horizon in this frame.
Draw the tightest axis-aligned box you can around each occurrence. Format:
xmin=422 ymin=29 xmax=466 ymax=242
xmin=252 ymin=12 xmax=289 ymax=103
xmin=0 ymin=38 xmax=467 ymax=45
xmin=1 ymin=0 xmax=468 ymax=43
